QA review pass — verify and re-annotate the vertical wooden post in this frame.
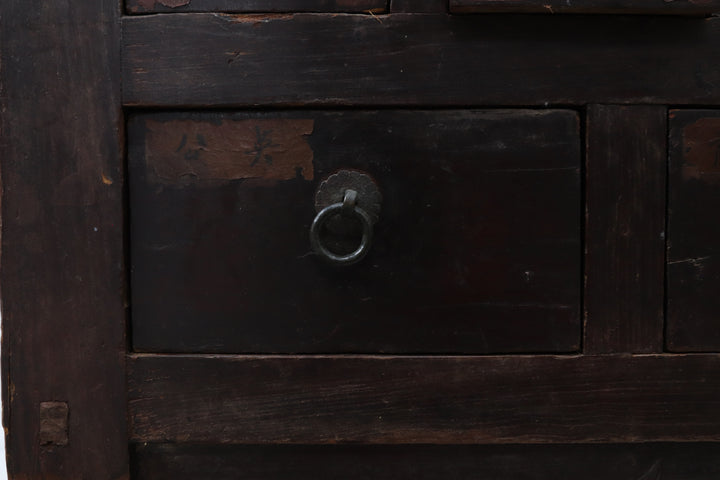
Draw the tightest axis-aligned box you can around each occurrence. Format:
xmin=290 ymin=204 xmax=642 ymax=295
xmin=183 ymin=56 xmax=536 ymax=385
xmin=0 ymin=0 xmax=128 ymax=478
xmin=584 ymin=105 xmax=667 ymax=354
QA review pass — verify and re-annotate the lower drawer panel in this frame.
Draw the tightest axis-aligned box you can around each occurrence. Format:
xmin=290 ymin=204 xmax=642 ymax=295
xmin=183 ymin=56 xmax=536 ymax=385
xmin=131 ymin=443 xmax=720 ymax=480
xmin=128 ymin=109 xmax=581 ymax=353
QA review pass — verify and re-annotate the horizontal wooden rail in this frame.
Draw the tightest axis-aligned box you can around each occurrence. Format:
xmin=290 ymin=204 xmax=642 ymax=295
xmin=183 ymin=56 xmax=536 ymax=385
xmin=123 ymin=13 xmax=720 ymax=107
xmin=126 ymin=0 xmax=387 ymax=14
xmin=129 ymin=354 xmax=720 ymax=444
xmin=132 ymin=443 xmax=720 ymax=480
xmin=451 ymin=0 xmax=720 ymax=15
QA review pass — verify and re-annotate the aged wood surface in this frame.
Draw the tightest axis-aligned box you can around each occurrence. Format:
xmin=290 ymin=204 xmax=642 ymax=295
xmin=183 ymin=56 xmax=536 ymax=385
xmin=126 ymin=0 xmax=387 ymax=14
xmin=129 ymin=110 xmax=581 ymax=354
xmin=667 ymin=110 xmax=720 ymax=351
xmin=123 ymin=14 xmax=720 ymax=107
xmin=391 ymin=0 xmax=447 ymax=12
xmin=129 ymin=354 xmax=720 ymax=444
xmin=132 ymin=443 xmax=720 ymax=480
xmin=0 ymin=0 xmax=129 ymax=478
xmin=38 ymin=402 xmax=69 ymax=447
xmin=584 ymin=105 xmax=666 ymax=354
xmin=451 ymin=0 xmax=720 ymax=14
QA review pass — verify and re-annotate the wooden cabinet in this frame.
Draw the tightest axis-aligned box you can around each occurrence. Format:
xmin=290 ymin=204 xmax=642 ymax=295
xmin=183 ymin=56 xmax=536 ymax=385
xmin=4 ymin=1 xmax=720 ymax=478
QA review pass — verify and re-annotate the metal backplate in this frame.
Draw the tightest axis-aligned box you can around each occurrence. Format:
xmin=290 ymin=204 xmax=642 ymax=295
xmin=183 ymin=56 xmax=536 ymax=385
xmin=314 ymin=170 xmax=382 ymax=225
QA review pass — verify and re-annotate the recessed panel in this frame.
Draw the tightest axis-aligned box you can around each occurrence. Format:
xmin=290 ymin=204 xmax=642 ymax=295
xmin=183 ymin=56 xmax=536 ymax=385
xmin=129 ymin=110 xmax=581 ymax=353
xmin=667 ymin=110 xmax=720 ymax=351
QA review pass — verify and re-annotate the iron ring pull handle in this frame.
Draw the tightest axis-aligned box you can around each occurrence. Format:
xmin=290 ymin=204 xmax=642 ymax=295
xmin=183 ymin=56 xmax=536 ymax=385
xmin=310 ymin=189 xmax=374 ymax=266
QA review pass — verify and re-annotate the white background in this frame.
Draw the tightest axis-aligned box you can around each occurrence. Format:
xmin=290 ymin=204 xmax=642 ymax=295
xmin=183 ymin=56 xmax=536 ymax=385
xmin=1 ymin=314 xmax=8 ymax=479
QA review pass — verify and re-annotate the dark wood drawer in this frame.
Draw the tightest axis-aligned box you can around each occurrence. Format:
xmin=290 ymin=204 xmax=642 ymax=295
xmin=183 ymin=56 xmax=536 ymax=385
xmin=450 ymin=0 xmax=720 ymax=15
xmin=13 ymin=3 xmax=720 ymax=476
xmin=129 ymin=109 xmax=581 ymax=353
xmin=667 ymin=109 xmax=720 ymax=351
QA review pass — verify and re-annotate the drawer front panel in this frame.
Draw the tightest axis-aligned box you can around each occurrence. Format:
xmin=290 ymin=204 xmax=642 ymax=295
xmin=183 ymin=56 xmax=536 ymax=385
xmin=131 ymin=443 xmax=720 ymax=480
xmin=126 ymin=0 xmax=386 ymax=14
xmin=668 ymin=109 xmax=720 ymax=351
xmin=450 ymin=0 xmax=720 ymax=15
xmin=129 ymin=110 xmax=581 ymax=353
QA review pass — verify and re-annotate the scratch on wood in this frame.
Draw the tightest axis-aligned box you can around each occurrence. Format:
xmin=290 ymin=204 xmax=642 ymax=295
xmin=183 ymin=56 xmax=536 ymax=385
xmin=668 ymin=255 xmax=711 ymax=265
xmin=226 ymin=50 xmax=249 ymax=64
xmin=681 ymin=117 xmax=720 ymax=183
xmin=366 ymin=9 xmax=384 ymax=23
xmin=213 ymin=13 xmax=294 ymax=24
xmin=145 ymin=118 xmax=315 ymax=184
xmin=636 ymin=459 xmax=662 ymax=480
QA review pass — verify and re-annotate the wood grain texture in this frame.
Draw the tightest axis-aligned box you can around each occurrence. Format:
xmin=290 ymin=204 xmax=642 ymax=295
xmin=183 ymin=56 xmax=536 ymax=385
xmin=391 ymin=0 xmax=447 ymax=12
xmin=129 ymin=110 xmax=581 ymax=354
xmin=584 ymin=105 xmax=666 ymax=354
xmin=122 ymin=14 xmax=720 ymax=107
xmin=131 ymin=443 xmax=720 ymax=480
xmin=0 ymin=0 xmax=129 ymax=478
xmin=451 ymin=0 xmax=720 ymax=14
xmin=126 ymin=0 xmax=387 ymax=14
xmin=128 ymin=354 xmax=720 ymax=444
xmin=667 ymin=110 xmax=720 ymax=351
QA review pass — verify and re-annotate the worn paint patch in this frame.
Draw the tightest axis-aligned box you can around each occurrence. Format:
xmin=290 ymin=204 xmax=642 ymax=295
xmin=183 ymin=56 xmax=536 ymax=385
xmin=145 ymin=118 xmax=314 ymax=184
xmin=39 ymin=401 xmax=69 ymax=446
xmin=682 ymin=117 xmax=720 ymax=183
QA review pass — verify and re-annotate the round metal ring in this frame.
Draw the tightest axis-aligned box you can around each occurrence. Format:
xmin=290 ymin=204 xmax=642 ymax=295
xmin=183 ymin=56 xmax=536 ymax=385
xmin=310 ymin=202 xmax=374 ymax=266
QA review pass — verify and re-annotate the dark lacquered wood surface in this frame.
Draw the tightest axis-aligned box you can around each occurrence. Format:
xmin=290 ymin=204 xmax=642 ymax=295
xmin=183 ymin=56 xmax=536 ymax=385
xmin=132 ymin=443 xmax=720 ymax=480
xmin=390 ymin=0 xmax=447 ymax=12
xmin=0 ymin=0 xmax=129 ymax=478
xmin=129 ymin=354 xmax=720 ymax=444
xmin=667 ymin=109 xmax=720 ymax=352
xmin=5 ymin=3 xmax=720 ymax=477
xmin=584 ymin=105 xmax=667 ymax=353
xmin=126 ymin=0 xmax=386 ymax=14
xmin=451 ymin=0 xmax=720 ymax=14
xmin=129 ymin=110 xmax=581 ymax=353
xmin=122 ymin=14 xmax=720 ymax=107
